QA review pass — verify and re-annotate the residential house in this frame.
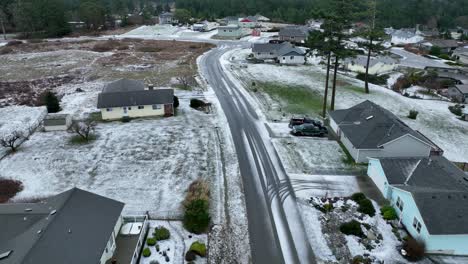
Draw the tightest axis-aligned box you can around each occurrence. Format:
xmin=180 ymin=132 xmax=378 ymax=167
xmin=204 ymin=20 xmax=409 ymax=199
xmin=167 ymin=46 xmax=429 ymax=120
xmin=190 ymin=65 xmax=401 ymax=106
xmin=216 ymin=25 xmax=244 ymax=39
xmin=43 ymin=114 xmax=72 ymax=131
xmin=251 ymin=42 xmax=305 ymax=64
xmin=389 ymin=29 xmax=424 ymax=45
xmin=343 ymin=55 xmax=398 ymax=75
xmin=97 ymin=79 xmax=174 ymax=120
xmin=253 ymin=14 xmax=270 ymax=22
xmin=158 ymin=12 xmax=177 ymax=25
xmin=0 ymin=188 xmax=124 ymax=264
xmin=367 ymin=156 xmax=468 ymax=255
xmin=418 ymin=39 xmax=459 ymax=54
xmin=447 ymin=84 xmax=468 ymax=103
xmin=453 ymin=46 xmax=468 ymax=64
xmin=424 ymin=66 xmax=468 ymax=85
xmin=220 ymin=16 xmax=239 ymax=26
xmin=329 ymin=100 xmax=441 ymax=163
xmin=279 ymin=26 xmax=310 ymax=43
xmin=239 ymin=18 xmax=258 ymax=28
xmin=192 ymin=20 xmax=217 ymax=32
xmin=307 ymin=19 xmax=324 ymax=31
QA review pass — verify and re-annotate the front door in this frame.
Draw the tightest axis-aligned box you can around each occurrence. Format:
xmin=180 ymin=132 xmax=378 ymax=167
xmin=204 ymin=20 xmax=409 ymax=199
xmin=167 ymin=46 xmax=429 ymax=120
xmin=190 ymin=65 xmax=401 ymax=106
xmin=123 ymin=107 xmax=129 ymax=116
xmin=164 ymin=104 xmax=173 ymax=116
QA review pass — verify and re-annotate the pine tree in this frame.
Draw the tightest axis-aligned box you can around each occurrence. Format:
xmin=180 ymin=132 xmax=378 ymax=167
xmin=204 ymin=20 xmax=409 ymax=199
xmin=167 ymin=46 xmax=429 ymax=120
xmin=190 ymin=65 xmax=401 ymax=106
xmin=44 ymin=91 xmax=61 ymax=113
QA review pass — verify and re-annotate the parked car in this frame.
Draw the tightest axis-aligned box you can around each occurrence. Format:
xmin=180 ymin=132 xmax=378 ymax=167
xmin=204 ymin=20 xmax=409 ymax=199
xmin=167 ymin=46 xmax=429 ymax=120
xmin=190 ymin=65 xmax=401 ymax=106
xmin=288 ymin=117 xmax=323 ymax=128
xmin=291 ymin=124 xmax=328 ymax=137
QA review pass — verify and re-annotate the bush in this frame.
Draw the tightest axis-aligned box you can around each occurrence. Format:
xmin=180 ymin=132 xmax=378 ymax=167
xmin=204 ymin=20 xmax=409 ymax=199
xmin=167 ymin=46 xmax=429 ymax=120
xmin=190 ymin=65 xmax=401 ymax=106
xmin=28 ymin=39 xmax=44 ymax=44
xmin=438 ymin=54 xmax=451 ymax=60
xmin=183 ymin=199 xmax=210 ymax=234
xmin=154 ymin=226 xmax=170 ymax=241
xmin=357 ymin=198 xmax=376 ymax=217
xmin=429 ymin=46 xmax=441 ymax=56
xmin=173 ymin=96 xmax=179 ymax=108
xmin=0 ymin=178 xmax=24 ymax=203
xmin=403 ymin=237 xmax=425 ymax=261
xmin=449 ymin=105 xmax=463 ymax=116
xmin=6 ymin=40 xmax=23 ymax=46
xmin=190 ymin=98 xmax=206 ymax=109
xmin=147 ymin=237 xmax=156 ymax=246
xmin=121 ymin=116 xmax=131 ymax=123
xmin=150 ymin=261 xmax=159 ymax=264
xmin=0 ymin=47 xmax=13 ymax=55
xmin=351 ymin=192 xmax=366 ymax=202
xmin=340 ymin=220 xmax=364 ymax=237
xmin=92 ymin=40 xmax=122 ymax=52
xmin=43 ymin=91 xmax=61 ymax=113
xmin=356 ymin=73 xmax=389 ymax=85
xmin=189 ymin=241 xmax=207 ymax=257
xmin=142 ymin=247 xmax=151 ymax=257
xmin=408 ymin=110 xmax=419 ymax=119
xmin=136 ymin=46 xmax=162 ymax=52
xmin=323 ymin=203 xmax=334 ymax=213
xmin=380 ymin=205 xmax=398 ymax=220
xmin=185 ymin=250 xmax=196 ymax=261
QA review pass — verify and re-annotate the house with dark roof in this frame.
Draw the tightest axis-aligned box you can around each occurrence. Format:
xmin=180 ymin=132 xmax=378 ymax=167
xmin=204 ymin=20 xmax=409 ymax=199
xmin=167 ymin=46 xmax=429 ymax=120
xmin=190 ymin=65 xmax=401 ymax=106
xmin=343 ymin=55 xmax=398 ymax=75
xmin=216 ymin=24 xmax=244 ymax=39
xmin=367 ymin=156 xmax=468 ymax=255
xmin=0 ymin=188 xmax=125 ymax=264
xmin=418 ymin=39 xmax=459 ymax=54
xmin=158 ymin=12 xmax=178 ymax=25
xmin=448 ymin=84 xmax=468 ymax=103
xmin=279 ymin=26 xmax=310 ymax=43
xmin=97 ymin=79 xmax=174 ymax=120
xmin=251 ymin=42 xmax=306 ymax=64
xmin=329 ymin=100 xmax=441 ymax=163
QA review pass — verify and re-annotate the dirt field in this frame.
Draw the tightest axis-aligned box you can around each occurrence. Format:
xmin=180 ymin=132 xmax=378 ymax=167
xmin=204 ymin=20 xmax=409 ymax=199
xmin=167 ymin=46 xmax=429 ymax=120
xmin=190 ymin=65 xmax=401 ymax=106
xmin=0 ymin=39 xmax=214 ymax=106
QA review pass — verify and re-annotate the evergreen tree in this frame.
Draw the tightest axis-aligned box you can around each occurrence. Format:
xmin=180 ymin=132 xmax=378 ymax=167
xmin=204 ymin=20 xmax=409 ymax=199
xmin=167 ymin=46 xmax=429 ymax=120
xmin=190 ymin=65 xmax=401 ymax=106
xmin=44 ymin=91 xmax=61 ymax=113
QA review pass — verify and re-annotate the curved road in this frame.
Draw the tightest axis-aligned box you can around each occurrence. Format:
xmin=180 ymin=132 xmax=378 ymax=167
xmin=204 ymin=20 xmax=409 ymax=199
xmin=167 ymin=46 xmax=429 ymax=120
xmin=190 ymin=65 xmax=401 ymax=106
xmin=199 ymin=43 xmax=316 ymax=264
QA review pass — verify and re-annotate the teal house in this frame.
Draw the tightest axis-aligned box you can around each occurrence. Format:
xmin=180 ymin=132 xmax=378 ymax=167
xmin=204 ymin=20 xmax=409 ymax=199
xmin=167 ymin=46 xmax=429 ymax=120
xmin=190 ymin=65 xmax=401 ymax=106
xmin=367 ymin=156 xmax=468 ymax=255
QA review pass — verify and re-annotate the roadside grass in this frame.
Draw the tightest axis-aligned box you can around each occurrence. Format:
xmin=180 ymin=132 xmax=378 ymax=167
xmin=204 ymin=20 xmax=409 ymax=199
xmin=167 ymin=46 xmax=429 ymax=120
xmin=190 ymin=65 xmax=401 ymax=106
xmin=337 ymin=141 xmax=367 ymax=168
xmin=250 ymin=82 xmax=324 ymax=117
xmin=344 ymin=85 xmax=369 ymax=94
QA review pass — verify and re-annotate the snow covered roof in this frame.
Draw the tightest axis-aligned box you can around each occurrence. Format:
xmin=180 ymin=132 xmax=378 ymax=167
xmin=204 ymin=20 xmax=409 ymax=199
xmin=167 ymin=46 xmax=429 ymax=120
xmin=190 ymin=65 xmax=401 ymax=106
xmin=0 ymin=188 xmax=124 ymax=264
xmin=103 ymin=79 xmax=145 ymax=93
xmin=377 ymin=156 xmax=468 ymax=235
xmin=344 ymin=55 xmax=397 ymax=67
xmin=279 ymin=26 xmax=310 ymax=38
xmin=329 ymin=100 xmax=433 ymax=149
xmin=422 ymin=39 xmax=459 ymax=49
xmin=454 ymin=84 xmax=468 ymax=94
xmin=391 ymin=29 xmax=417 ymax=39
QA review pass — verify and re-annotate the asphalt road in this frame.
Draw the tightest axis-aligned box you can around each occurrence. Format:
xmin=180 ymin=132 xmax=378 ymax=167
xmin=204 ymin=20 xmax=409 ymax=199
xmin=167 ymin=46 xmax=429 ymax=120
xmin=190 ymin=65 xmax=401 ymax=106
xmin=199 ymin=43 xmax=316 ymax=264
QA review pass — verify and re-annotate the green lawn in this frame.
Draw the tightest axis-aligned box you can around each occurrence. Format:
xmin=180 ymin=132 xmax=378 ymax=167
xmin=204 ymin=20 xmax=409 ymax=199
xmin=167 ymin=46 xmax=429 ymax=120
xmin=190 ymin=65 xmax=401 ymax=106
xmin=250 ymin=82 xmax=325 ymax=117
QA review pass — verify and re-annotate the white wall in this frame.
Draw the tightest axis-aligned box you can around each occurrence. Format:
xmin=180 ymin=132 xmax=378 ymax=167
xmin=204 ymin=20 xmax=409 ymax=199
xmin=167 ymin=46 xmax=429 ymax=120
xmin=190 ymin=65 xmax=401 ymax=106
xmin=329 ymin=118 xmax=340 ymax=138
xmin=99 ymin=215 xmax=123 ymax=264
xmin=279 ymin=55 xmax=305 ymax=65
xmin=253 ymin=52 xmax=277 ymax=60
xmin=341 ymin=134 xmax=360 ymax=162
xmin=101 ymin=104 xmax=165 ymax=120
xmin=346 ymin=62 xmax=397 ymax=75
xmin=367 ymin=159 xmax=391 ymax=198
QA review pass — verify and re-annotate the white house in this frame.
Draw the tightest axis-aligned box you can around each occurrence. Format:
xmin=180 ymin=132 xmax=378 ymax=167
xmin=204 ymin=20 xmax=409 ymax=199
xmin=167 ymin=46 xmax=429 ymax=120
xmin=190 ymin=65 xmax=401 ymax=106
xmin=97 ymin=79 xmax=174 ymax=120
xmin=278 ymin=48 xmax=306 ymax=65
xmin=0 ymin=188 xmax=125 ymax=264
xmin=43 ymin=113 xmax=72 ymax=131
xmin=216 ymin=25 xmax=245 ymax=39
xmin=251 ymin=42 xmax=305 ymax=64
xmin=367 ymin=156 xmax=468 ymax=255
xmin=389 ymin=29 xmax=424 ymax=45
xmin=329 ymin=100 xmax=440 ymax=163
xmin=158 ymin=12 xmax=177 ymax=25
xmin=344 ymin=55 xmax=398 ymax=75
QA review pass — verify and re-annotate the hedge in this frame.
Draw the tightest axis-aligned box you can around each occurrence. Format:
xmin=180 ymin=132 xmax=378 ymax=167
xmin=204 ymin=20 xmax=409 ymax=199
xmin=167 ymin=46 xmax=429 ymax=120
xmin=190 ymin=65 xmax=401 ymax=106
xmin=189 ymin=241 xmax=207 ymax=257
xmin=142 ymin=247 xmax=151 ymax=257
xmin=154 ymin=226 xmax=170 ymax=241
xmin=340 ymin=220 xmax=364 ymax=237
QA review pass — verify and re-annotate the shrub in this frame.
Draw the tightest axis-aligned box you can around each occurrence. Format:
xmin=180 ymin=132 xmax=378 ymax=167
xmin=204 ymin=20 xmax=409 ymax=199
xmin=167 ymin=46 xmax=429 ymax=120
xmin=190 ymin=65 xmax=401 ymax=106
xmin=173 ymin=96 xmax=179 ymax=108
xmin=340 ymin=220 xmax=364 ymax=237
xmin=147 ymin=237 xmax=156 ymax=246
xmin=351 ymin=192 xmax=366 ymax=202
xmin=438 ymin=54 xmax=451 ymax=60
xmin=356 ymin=73 xmax=389 ymax=85
xmin=121 ymin=116 xmax=131 ymax=123
xmin=150 ymin=261 xmax=159 ymax=264
xmin=0 ymin=47 xmax=13 ymax=55
xmin=429 ymin=46 xmax=441 ymax=56
xmin=142 ymin=247 xmax=151 ymax=257
xmin=154 ymin=226 xmax=170 ymax=241
xmin=137 ymin=46 xmax=162 ymax=52
xmin=190 ymin=98 xmax=206 ymax=109
xmin=183 ymin=199 xmax=210 ymax=234
xmin=28 ymin=39 xmax=44 ymax=44
xmin=380 ymin=205 xmax=398 ymax=220
xmin=449 ymin=105 xmax=463 ymax=116
xmin=357 ymin=198 xmax=376 ymax=217
xmin=0 ymin=178 xmax=24 ymax=203
xmin=6 ymin=40 xmax=23 ymax=46
xmin=403 ymin=237 xmax=425 ymax=261
xmin=323 ymin=203 xmax=334 ymax=213
xmin=408 ymin=110 xmax=419 ymax=119
xmin=185 ymin=250 xmax=196 ymax=261
xmin=189 ymin=241 xmax=207 ymax=257
xmin=92 ymin=40 xmax=122 ymax=52
xmin=43 ymin=91 xmax=61 ymax=113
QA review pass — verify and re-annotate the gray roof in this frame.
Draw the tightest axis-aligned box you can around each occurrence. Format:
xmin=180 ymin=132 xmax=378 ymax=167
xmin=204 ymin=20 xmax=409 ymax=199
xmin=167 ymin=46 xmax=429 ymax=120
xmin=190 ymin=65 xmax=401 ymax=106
xmin=423 ymin=39 xmax=459 ymax=49
xmin=252 ymin=42 xmax=291 ymax=53
xmin=330 ymin=100 xmax=433 ymax=149
xmin=454 ymin=84 xmax=468 ymax=94
xmin=377 ymin=156 xmax=468 ymax=235
xmin=279 ymin=26 xmax=309 ymax=38
xmin=345 ymin=55 xmax=397 ymax=67
xmin=391 ymin=29 xmax=417 ymax=39
xmin=98 ymin=79 xmax=174 ymax=108
xmin=159 ymin=12 xmax=173 ymax=18
xmin=0 ymin=188 xmax=124 ymax=264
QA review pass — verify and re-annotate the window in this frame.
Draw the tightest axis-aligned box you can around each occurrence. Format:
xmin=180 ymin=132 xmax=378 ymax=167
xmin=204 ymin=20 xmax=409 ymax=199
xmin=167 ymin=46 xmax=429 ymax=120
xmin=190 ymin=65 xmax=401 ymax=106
xmin=290 ymin=56 xmax=294 ymax=60
xmin=396 ymin=197 xmax=404 ymax=211
xmin=138 ymin=106 xmax=144 ymax=109
xmin=152 ymin=104 xmax=162 ymax=110
xmin=413 ymin=217 xmax=422 ymax=233
xmin=128 ymin=107 xmax=132 ymax=110
xmin=106 ymin=108 xmax=112 ymax=112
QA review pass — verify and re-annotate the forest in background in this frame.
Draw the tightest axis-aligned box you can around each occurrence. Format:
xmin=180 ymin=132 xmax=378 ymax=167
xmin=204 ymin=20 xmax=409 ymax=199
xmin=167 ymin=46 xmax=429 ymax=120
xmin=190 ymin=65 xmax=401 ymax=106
xmin=0 ymin=0 xmax=467 ymax=38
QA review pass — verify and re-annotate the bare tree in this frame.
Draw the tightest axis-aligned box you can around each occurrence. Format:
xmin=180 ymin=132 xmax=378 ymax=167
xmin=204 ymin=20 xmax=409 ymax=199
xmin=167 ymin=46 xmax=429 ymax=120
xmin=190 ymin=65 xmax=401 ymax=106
xmin=176 ymin=74 xmax=196 ymax=90
xmin=70 ymin=120 xmax=96 ymax=142
xmin=0 ymin=131 xmax=25 ymax=152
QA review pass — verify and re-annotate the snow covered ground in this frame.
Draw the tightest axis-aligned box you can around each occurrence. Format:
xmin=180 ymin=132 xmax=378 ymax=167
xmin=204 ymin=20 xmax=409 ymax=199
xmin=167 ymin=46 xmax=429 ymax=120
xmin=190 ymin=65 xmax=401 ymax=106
xmin=121 ymin=25 xmax=218 ymax=41
xmin=390 ymin=48 xmax=451 ymax=69
xmin=140 ymin=220 xmax=207 ymax=264
xmin=223 ymin=48 xmax=468 ymax=162
xmin=0 ymin=98 xmax=221 ymax=216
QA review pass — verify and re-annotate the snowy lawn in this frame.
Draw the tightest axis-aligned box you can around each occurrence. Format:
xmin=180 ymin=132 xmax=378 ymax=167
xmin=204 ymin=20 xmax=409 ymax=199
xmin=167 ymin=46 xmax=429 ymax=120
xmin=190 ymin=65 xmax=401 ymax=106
xmin=121 ymin=25 xmax=218 ymax=41
xmin=0 ymin=99 xmax=220 ymax=216
xmin=139 ymin=220 xmax=207 ymax=264
xmin=224 ymin=48 xmax=468 ymax=162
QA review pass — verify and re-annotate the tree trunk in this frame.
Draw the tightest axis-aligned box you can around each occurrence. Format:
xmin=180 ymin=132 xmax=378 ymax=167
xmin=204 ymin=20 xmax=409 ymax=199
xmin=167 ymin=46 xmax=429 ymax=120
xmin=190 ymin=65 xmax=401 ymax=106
xmin=330 ymin=56 xmax=339 ymax=111
xmin=322 ymin=52 xmax=331 ymax=117
xmin=0 ymin=18 xmax=6 ymax=40
xmin=364 ymin=36 xmax=373 ymax=94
